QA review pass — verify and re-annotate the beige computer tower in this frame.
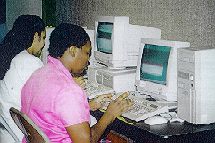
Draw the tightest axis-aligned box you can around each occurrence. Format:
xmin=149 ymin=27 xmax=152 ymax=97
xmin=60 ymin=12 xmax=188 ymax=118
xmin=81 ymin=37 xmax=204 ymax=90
xmin=87 ymin=65 xmax=136 ymax=93
xmin=177 ymin=47 xmax=215 ymax=124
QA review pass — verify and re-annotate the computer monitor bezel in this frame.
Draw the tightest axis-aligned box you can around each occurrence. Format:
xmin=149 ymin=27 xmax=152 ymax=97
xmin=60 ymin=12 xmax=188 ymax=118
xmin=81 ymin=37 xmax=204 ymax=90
xmin=94 ymin=16 xmax=162 ymax=69
xmin=135 ymin=38 xmax=190 ymax=101
xmin=94 ymin=16 xmax=129 ymax=69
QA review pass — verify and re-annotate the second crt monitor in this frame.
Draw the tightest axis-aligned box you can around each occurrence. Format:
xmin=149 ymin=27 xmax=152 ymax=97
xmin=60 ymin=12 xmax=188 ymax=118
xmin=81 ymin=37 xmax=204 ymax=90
xmin=135 ymin=38 xmax=190 ymax=102
xmin=94 ymin=16 xmax=161 ymax=69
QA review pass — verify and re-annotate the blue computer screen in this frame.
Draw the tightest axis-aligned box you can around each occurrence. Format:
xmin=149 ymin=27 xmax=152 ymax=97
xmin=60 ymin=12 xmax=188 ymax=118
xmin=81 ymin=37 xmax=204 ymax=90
xmin=96 ymin=22 xmax=113 ymax=54
xmin=140 ymin=44 xmax=171 ymax=85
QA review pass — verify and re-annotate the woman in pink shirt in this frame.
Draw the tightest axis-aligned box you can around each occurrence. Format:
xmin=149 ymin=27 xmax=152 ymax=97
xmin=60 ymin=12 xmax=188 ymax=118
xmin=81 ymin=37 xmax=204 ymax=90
xmin=21 ymin=23 xmax=132 ymax=143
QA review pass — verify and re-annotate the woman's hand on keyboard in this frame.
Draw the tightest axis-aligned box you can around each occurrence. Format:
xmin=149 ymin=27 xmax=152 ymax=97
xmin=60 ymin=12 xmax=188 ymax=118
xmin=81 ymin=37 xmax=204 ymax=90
xmin=89 ymin=94 xmax=112 ymax=111
xmin=104 ymin=92 xmax=133 ymax=122
xmin=73 ymin=76 xmax=86 ymax=89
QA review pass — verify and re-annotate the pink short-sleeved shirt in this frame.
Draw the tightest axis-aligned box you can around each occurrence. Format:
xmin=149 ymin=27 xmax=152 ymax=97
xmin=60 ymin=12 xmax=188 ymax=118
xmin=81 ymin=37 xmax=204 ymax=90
xmin=21 ymin=56 xmax=90 ymax=143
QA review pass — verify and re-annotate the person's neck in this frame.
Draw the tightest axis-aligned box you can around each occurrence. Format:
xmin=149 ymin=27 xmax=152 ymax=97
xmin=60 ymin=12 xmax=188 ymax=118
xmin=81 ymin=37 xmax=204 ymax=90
xmin=26 ymin=46 xmax=33 ymax=54
xmin=58 ymin=57 xmax=72 ymax=73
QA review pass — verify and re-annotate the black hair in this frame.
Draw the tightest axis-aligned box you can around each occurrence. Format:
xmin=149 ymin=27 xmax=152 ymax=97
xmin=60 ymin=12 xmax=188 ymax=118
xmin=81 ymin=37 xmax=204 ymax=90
xmin=48 ymin=23 xmax=90 ymax=58
xmin=0 ymin=15 xmax=45 ymax=80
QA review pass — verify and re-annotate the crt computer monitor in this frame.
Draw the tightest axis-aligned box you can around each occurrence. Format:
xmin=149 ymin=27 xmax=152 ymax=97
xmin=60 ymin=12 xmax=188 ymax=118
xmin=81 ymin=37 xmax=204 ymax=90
xmin=135 ymin=38 xmax=190 ymax=102
xmin=41 ymin=27 xmax=55 ymax=64
xmin=83 ymin=28 xmax=95 ymax=65
xmin=94 ymin=16 xmax=161 ymax=69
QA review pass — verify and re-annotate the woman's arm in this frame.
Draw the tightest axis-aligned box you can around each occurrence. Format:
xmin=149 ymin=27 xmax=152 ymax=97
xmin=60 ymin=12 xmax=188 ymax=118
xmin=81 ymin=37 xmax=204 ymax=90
xmin=66 ymin=93 xmax=132 ymax=143
xmin=91 ymin=92 xmax=133 ymax=142
xmin=66 ymin=122 xmax=91 ymax=143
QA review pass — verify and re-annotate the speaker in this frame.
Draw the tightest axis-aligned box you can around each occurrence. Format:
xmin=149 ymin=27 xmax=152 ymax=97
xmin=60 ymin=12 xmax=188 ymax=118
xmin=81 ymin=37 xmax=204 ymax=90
xmin=42 ymin=0 xmax=56 ymax=27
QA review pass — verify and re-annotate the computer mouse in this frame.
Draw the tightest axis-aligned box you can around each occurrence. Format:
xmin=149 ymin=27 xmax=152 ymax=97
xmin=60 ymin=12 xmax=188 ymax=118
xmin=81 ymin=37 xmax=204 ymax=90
xmin=144 ymin=116 xmax=168 ymax=125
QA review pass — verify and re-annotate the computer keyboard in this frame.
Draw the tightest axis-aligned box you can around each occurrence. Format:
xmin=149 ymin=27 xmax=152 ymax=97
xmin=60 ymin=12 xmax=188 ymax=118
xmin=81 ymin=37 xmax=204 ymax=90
xmin=122 ymin=93 xmax=169 ymax=122
xmin=101 ymin=91 xmax=169 ymax=122
xmin=84 ymin=80 xmax=115 ymax=99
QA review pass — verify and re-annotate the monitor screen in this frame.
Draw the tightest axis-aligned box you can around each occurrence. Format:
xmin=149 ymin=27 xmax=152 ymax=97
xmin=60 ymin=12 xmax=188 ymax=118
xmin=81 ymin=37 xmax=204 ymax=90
xmin=135 ymin=38 xmax=190 ymax=101
xmin=96 ymin=22 xmax=113 ymax=54
xmin=140 ymin=44 xmax=171 ymax=85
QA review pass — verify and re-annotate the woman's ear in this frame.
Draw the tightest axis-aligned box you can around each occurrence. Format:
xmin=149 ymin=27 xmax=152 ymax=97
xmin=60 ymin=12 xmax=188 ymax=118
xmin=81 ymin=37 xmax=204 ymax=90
xmin=69 ymin=46 xmax=77 ymax=57
xmin=33 ymin=32 xmax=40 ymax=40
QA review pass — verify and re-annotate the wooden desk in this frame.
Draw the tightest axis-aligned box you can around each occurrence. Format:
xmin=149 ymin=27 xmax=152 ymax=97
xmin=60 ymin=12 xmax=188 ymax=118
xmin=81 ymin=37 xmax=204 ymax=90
xmin=91 ymin=111 xmax=215 ymax=143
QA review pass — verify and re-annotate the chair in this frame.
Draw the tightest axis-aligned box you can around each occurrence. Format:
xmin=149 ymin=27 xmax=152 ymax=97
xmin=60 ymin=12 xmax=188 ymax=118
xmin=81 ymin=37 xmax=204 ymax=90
xmin=9 ymin=107 xmax=50 ymax=143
